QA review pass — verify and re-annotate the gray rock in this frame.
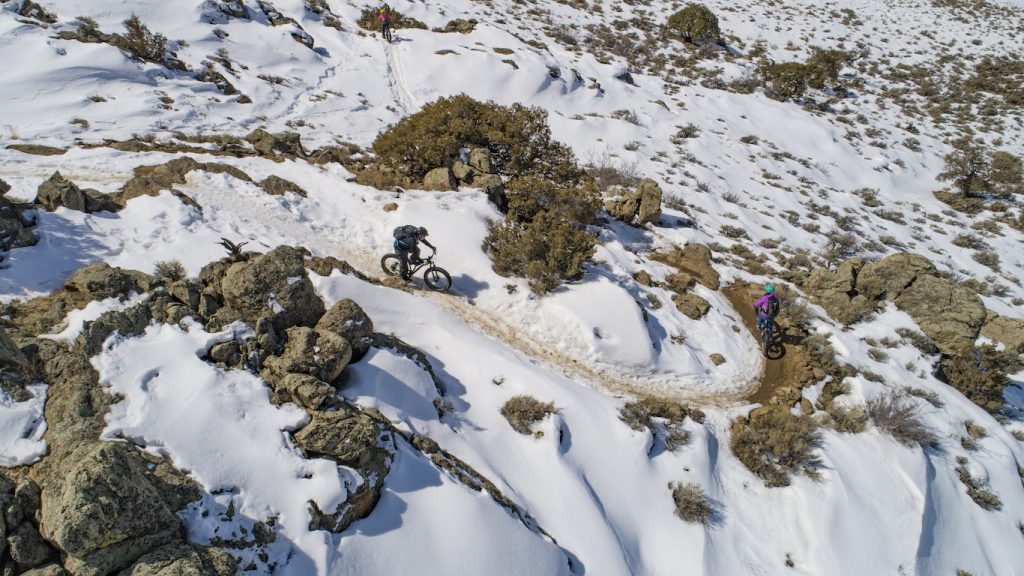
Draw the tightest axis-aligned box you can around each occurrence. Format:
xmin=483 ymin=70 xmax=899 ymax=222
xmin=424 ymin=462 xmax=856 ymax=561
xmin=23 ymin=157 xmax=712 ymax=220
xmin=635 ymin=179 xmax=662 ymax=225
xmin=894 ymin=274 xmax=986 ymax=355
xmin=35 ymin=172 xmax=118 ymax=214
xmin=75 ymin=304 xmax=152 ymax=357
xmin=20 ymin=564 xmax=67 ymax=576
xmin=472 ymin=173 xmax=506 ymax=211
xmin=980 ymin=313 xmax=1024 ymax=354
xmin=117 ymin=542 xmax=236 ymax=576
xmin=166 ymin=280 xmax=200 ymax=310
xmin=205 ymin=306 xmax=243 ymax=332
xmin=7 ymin=522 xmax=54 ymax=570
xmin=315 ymin=299 xmax=374 ymax=360
xmin=0 ymin=187 xmax=39 ymax=251
xmin=673 ymin=293 xmax=711 ymax=319
xmin=197 ymin=291 xmax=222 ymax=319
xmin=276 ymin=373 xmax=336 ymax=410
xmin=207 ymin=341 xmax=241 ymax=366
xmin=65 ymin=263 xmax=141 ymax=300
xmin=422 ymin=167 xmax=457 ymax=191
xmin=263 ymin=327 xmax=351 ymax=384
xmin=855 ymin=253 xmax=936 ymax=301
xmin=119 ymin=158 xmax=202 ymax=204
xmin=451 ymin=160 xmax=474 ymax=183
xmin=220 ymin=246 xmax=325 ymax=332
xmin=245 ymin=129 xmax=305 ymax=159
xmin=467 ymin=148 xmax=493 ymax=173
xmin=0 ymin=325 xmax=28 ymax=370
xmin=258 ymin=176 xmax=307 ymax=198
xmin=39 ymin=444 xmax=181 ymax=576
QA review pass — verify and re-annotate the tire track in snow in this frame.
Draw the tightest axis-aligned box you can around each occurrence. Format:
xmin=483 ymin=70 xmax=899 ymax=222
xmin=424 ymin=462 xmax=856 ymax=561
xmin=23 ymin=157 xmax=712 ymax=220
xmin=385 ymin=41 xmax=417 ymax=114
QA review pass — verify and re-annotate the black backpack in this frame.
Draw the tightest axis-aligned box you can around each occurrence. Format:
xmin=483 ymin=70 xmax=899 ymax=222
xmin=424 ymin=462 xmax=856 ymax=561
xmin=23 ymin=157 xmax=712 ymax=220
xmin=393 ymin=225 xmax=417 ymax=248
xmin=768 ymin=294 xmax=780 ymax=317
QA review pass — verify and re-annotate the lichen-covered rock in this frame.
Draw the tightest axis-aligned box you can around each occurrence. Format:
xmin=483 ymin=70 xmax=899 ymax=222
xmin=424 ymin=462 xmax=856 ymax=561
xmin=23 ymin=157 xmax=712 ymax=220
xmin=258 ymin=175 xmax=307 ymax=197
xmin=294 ymin=406 xmax=389 ymax=469
xmin=652 ymin=244 xmax=720 ymax=291
xmin=39 ymin=444 xmax=181 ymax=576
xmin=422 ymin=167 xmax=457 ymax=191
xmin=980 ymin=313 xmax=1024 ymax=354
xmin=451 ymin=160 xmax=474 ymax=182
xmin=262 ymin=326 xmax=351 ymax=385
xmin=894 ymin=275 xmax=986 ymax=355
xmin=245 ymin=129 xmax=305 ymax=159
xmin=119 ymin=158 xmax=202 ymax=204
xmin=855 ymin=253 xmax=935 ymax=301
xmin=65 ymin=264 xmax=143 ymax=300
xmin=1 ymin=182 xmax=39 ymax=251
xmin=35 ymin=172 xmax=118 ymax=214
xmin=0 ymin=325 xmax=28 ymax=370
xmin=75 ymin=304 xmax=151 ymax=357
xmin=7 ymin=521 xmax=55 ymax=570
xmin=635 ymin=179 xmax=662 ymax=225
xmin=275 ymin=373 xmax=336 ymax=410
xmin=20 ymin=564 xmax=67 ymax=576
xmin=118 ymin=542 xmax=236 ymax=576
xmin=220 ymin=246 xmax=325 ymax=331
xmin=467 ymin=148 xmax=493 ymax=173
xmin=673 ymin=293 xmax=710 ymax=319
xmin=665 ymin=271 xmax=696 ymax=294
xmin=315 ymin=299 xmax=374 ymax=360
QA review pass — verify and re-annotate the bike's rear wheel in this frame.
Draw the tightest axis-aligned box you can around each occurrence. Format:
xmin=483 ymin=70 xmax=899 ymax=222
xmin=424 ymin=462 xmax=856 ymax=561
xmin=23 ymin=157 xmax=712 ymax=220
xmin=381 ymin=254 xmax=402 ymax=277
xmin=423 ymin=266 xmax=452 ymax=292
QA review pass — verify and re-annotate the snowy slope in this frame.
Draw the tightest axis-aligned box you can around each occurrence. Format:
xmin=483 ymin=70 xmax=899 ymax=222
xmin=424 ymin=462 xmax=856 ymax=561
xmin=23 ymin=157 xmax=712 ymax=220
xmin=2 ymin=0 xmax=1024 ymax=574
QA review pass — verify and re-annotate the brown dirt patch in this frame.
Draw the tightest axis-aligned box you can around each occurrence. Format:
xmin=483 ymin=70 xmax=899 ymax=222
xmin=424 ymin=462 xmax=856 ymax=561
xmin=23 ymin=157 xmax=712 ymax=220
xmin=722 ymin=282 xmax=814 ymax=404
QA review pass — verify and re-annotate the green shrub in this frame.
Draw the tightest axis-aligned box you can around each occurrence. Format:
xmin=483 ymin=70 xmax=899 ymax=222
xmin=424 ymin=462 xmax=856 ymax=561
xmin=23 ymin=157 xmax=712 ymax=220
xmin=866 ymin=389 xmax=938 ymax=448
xmin=119 ymin=14 xmax=168 ymax=63
xmin=990 ymin=151 xmax=1023 ymax=197
xmin=670 ymin=482 xmax=713 ymax=523
xmin=356 ymin=6 xmax=427 ymax=31
xmin=937 ymin=137 xmax=992 ymax=198
xmin=667 ymin=4 xmax=721 ymax=44
xmin=372 ymin=95 xmax=582 ymax=182
xmin=485 ymin=210 xmax=597 ymax=294
xmin=730 ymin=406 xmax=822 ymax=487
xmin=500 ymin=395 xmax=556 ymax=435
xmin=805 ymin=47 xmax=856 ymax=89
xmin=756 ymin=62 xmax=816 ymax=101
xmin=941 ymin=344 xmax=1020 ymax=413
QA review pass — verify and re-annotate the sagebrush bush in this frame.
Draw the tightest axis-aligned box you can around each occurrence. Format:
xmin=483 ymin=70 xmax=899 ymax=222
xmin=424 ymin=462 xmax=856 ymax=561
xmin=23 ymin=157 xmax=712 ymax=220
xmin=500 ymin=395 xmax=556 ymax=435
xmin=120 ymin=14 xmax=168 ymax=63
xmin=828 ymin=405 xmax=868 ymax=434
xmin=372 ymin=95 xmax=582 ymax=182
xmin=484 ymin=178 xmax=599 ymax=294
xmin=356 ymin=6 xmax=427 ymax=31
xmin=937 ymin=137 xmax=992 ymax=198
xmin=955 ymin=456 xmax=1002 ymax=511
xmin=670 ymin=482 xmax=713 ymax=523
xmin=989 ymin=151 xmax=1023 ymax=197
xmin=153 ymin=259 xmax=186 ymax=282
xmin=619 ymin=398 xmax=698 ymax=452
xmin=940 ymin=345 xmax=1019 ymax=413
xmin=730 ymin=407 xmax=822 ymax=487
xmin=667 ymin=4 xmax=721 ymax=44
xmin=866 ymin=389 xmax=938 ymax=448
xmin=756 ymin=62 xmax=815 ymax=101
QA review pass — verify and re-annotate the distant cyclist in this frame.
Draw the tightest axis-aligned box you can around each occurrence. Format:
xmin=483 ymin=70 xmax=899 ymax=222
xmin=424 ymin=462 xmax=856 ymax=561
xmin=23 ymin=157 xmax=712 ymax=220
xmin=378 ymin=6 xmax=392 ymax=42
xmin=754 ymin=283 xmax=780 ymax=334
xmin=393 ymin=225 xmax=436 ymax=280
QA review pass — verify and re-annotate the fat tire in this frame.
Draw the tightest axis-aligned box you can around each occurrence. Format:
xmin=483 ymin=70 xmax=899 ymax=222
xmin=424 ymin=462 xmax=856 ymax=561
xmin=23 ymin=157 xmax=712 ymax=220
xmin=381 ymin=254 xmax=402 ymax=277
xmin=423 ymin=266 xmax=452 ymax=292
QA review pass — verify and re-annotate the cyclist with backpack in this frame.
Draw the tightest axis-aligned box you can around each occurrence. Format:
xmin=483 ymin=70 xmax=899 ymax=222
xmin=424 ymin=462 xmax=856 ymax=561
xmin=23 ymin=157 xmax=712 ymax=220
xmin=393 ymin=225 xmax=435 ymax=280
xmin=378 ymin=6 xmax=392 ymax=42
xmin=754 ymin=284 xmax=780 ymax=334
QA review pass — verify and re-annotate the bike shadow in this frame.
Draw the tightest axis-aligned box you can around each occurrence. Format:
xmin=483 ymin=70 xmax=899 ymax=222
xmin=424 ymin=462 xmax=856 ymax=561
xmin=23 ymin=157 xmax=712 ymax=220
xmin=449 ymin=274 xmax=488 ymax=301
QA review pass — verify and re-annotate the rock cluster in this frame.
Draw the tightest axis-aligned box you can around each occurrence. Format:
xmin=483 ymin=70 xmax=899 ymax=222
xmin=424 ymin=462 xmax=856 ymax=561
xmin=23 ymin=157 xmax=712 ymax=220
xmin=421 ymin=148 xmax=508 ymax=210
xmin=640 ymin=243 xmax=718 ymax=320
xmin=803 ymin=253 xmax=986 ymax=355
xmin=0 ymin=179 xmax=38 ymax=262
xmin=606 ymin=179 xmax=663 ymax=226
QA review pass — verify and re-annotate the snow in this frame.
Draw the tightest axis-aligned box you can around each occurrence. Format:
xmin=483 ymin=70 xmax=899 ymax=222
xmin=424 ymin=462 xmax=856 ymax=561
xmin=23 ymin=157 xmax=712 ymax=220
xmin=3 ymin=0 xmax=1024 ymax=573
xmin=0 ymin=384 xmax=48 ymax=467
xmin=40 ymin=292 xmax=146 ymax=341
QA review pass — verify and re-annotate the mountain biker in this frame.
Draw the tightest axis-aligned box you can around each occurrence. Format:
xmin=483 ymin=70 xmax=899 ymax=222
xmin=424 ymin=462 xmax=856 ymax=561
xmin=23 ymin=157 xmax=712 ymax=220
xmin=393 ymin=225 xmax=435 ymax=280
xmin=754 ymin=284 xmax=780 ymax=334
xmin=378 ymin=6 xmax=391 ymax=41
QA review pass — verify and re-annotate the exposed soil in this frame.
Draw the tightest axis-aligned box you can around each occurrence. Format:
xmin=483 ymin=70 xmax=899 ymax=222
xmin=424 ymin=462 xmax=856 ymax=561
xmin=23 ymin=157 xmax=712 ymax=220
xmin=722 ymin=282 xmax=814 ymax=404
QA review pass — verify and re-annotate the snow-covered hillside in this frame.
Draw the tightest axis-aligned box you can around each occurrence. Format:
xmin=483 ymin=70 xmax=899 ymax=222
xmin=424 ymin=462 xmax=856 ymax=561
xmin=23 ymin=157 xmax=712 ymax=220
xmin=1 ymin=0 xmax=1023 ymax=575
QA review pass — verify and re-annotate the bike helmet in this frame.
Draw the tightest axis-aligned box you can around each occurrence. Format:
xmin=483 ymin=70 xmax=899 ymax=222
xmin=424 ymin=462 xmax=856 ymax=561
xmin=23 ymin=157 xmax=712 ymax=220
xmin=416 ymin=226 xmax=428 ymax=236
xmin=764 ymin=283 xmax=775 ymax=293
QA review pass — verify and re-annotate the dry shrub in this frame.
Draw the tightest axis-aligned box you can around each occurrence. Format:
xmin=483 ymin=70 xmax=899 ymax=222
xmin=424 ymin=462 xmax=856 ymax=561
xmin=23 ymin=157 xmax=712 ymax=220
xmin=730 ymin=406 xmax=822 ymax=487
xmin=955 ymin=456 xmax=1002 ymax=511
xmin=356 ymin=7 xmax=427 ymax=31
xmin=500 ymin=395 xmax=556 ymax=435
xmin=940 ymin=345 xmax=1020 ymax=413
xmin=620 ymin=398 xmax=699 ymax=452
xmin=154 ymin=259 xmax=186 ymax=282
xmin=828 ymin=405 xmax=867 ymax=434
xmin=866 ymin=389 xmax=938 ymax=448
xmin=670 ymin=482 xmax=713 ymax=524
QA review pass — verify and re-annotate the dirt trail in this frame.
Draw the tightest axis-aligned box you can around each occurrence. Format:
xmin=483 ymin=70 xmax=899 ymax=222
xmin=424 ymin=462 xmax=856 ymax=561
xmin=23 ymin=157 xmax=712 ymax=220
xmin=722 ymin=283 xmax=812 ymax=404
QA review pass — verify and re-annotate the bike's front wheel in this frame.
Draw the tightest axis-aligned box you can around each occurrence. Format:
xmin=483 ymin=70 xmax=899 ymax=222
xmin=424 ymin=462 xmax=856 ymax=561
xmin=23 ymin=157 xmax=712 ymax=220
xmin=381 ymin=254 xmax=402 ymax=277
xmin=423 ymin=266 xmax=452 ymax=292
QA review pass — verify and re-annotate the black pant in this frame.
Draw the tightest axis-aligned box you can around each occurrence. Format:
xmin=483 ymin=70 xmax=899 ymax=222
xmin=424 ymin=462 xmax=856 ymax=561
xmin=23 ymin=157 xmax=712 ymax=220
xmin=381 ymin=22 xmax=391 ymax=40
xmin=398 ymin=245 xmax=420 ymax=278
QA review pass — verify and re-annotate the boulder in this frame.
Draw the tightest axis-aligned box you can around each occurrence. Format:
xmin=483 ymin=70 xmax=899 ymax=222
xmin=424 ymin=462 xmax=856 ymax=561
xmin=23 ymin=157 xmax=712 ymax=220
xmin=263 ymin=326 xmax=351 ymax=384
xmin=276 ymin=373 xmax=336 ymax=410
xmin=451 ymin=160 xmax=474 ymax=183
xmin=633 ymin=270 xmax=652 ymax=287
xmin=7 ymin=522 xmax=55 ymax=570
xmin=0 ymin=325 xmax=28 ymax=370
xmin=673 ymin=293 xmax=710 ymax=319
xmin=894 ymin=274 xmax=986 ymax=355
xmin=980 ymin=313 xmax=1024 ymax=354
xmin=1 ymin=182 xmax=39 ymax=251
xmin=422 ymin=167 xmax=457 ymax=192
xmin=119 ymin=158 xmax=202 ymax=204
xmin=220 ymin=246 xmax=325 ymax=331
xmin=75 ymin=303 xmax=151 ymax=356
xmin=118 ymin=543 xmax=236 ymax=576
xmin=635 ymin=179 xmax=662 ymax=225
xmin=65 ymin=263 xmax=143 ymax=300
xmin=855 ymin=253 xmax=936 ymax=301
xmin=35 ymin=172 xmax=117 ymax=213
xmin=258 ymin=175 xmax=307 ymax=197
xmin=654 ymin=244 xmax=720 ymax=290
xmin=39 ymin=444 xmax=181 ymax=576
xmin=467 ymin=148 xmax=493 ymax=173
xmin=166 ymin=280 xmax=201 ymax=310
xmin=472 ymin=173 xmax=506 ymax=211
xmin=207 ymin=341 xmax=241 ymax=366
xmin=665 ymin=271 xmax=695 ymax=293
xmin=315 ymin=299 xmax=374 ymax=360
xmin=804 ymin=258 xmax=862 ymax=296
xmin=710 ymin=353 xmax=726 ymax=366
xmin=245 ymin=129 xmax=305 ymax=159
xmin=293 ymin=406 xmax=391 ymax=472
xmin=20 ymin=564 xmax=67 ymax=576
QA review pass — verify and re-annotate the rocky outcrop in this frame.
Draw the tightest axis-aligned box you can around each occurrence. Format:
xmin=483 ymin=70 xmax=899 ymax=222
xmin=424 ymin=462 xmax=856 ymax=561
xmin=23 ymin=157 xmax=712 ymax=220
xmin=64 ymin=263 xmax=150 ymax=300
xmin=220 ymin=246 xmax=325 ymax=332
xmin=316 ymin=299 xmax=374 ymax=360
xmin=652 ymin=244 xmax=720 ymax=290
xmin=2 ymin=178 xmax=39 ymax=254
xmin=245 ymin=129 xmax=305 ymax=160
xmin=262 ymin=327 xmax=351 ymax=402
xmin=116 ymin=543 xmax=236 ymax=576
xmin=606 ymin=179 xmax=662 ymax=226
xmin=35 ymin=172 xmax=119 ymax=214
xmin=981 ymin=313 xmax=1024 ymax=354
xmin=673 ymin=292 xmax=710 ymax=320
xmin=258 ymin=175 xmax=307 ymax=197
xmin=422 ymin=167 xmax=457 ymax=191
xmin=802 ymin=252 xmax=986 ymax=355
